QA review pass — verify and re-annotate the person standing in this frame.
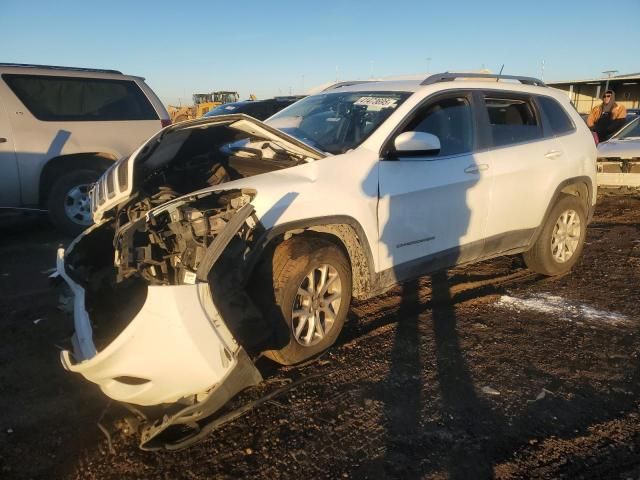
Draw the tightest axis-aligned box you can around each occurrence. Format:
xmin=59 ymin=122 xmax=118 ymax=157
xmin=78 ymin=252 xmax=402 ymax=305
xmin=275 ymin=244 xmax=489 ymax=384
xmin=587 ymin=90 xmax=627 ymax=141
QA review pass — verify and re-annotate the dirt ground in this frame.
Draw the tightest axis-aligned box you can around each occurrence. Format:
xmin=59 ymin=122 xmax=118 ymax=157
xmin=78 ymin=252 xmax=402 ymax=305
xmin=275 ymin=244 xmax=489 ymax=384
xmin=1 ymin=194 xmax=639 ymax=479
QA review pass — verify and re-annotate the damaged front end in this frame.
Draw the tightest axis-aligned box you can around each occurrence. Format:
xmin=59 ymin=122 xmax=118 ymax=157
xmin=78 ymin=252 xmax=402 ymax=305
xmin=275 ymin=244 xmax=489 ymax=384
xmin=57 ymin=115 xmax=324 ymax=449
xmin=57 ymin=188 xmax=272 ymax=450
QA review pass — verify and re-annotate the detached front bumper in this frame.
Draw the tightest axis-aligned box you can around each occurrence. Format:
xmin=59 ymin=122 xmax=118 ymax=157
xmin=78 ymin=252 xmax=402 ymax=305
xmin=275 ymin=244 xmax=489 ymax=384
xmin=56 ymin=246 xmax=262 ymax=448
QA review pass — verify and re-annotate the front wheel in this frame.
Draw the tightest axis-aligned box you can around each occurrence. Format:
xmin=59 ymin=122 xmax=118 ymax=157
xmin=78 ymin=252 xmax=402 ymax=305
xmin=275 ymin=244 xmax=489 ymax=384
xmin=523 ymin=194 xmax=587 ymax=276
xmin=262 ymin=237 xmax=352 ymax=365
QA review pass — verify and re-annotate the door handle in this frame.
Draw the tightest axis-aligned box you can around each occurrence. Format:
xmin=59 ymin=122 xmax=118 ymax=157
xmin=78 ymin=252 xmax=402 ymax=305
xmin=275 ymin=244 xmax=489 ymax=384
xmin=545 ymin=150 xmax=563 ymax=159
xmin=464 ymin=164 xmax=489 ymax=174
xmin=0 ymin=138 xmax=7 ymax=144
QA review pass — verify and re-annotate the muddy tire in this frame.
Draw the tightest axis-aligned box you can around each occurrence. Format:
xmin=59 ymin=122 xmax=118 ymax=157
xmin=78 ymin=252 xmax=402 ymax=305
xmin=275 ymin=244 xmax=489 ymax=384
xmin=262 ymin=237 xmax=352 ymax=365
xmin=523 ymin=194 xmax=587 ymax=276
xmin=47 ymin=169 xmax=101 ymax=236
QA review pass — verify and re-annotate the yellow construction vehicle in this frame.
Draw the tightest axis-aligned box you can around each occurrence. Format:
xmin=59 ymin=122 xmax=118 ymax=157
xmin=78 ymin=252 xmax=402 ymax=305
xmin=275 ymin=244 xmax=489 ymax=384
xmin=168 ymin=91 xmax=240 ymax=123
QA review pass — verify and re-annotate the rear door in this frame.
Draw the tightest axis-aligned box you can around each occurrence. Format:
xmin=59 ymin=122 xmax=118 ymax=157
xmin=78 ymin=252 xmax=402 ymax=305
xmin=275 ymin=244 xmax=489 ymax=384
xmin=479 ymin=91 xmax=565 ymax=251
xmin=0 ymin=96 xmax=20 ymax=206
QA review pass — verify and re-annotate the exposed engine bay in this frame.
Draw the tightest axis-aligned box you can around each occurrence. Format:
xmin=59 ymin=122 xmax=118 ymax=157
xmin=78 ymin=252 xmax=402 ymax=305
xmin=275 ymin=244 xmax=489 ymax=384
xmin=114 ymin=190 xmax=259 ymax=286
xmin=134 ymin=126 xmax=304 ymax=198
xmin=92 ymin=116 xmax=319 ymax=224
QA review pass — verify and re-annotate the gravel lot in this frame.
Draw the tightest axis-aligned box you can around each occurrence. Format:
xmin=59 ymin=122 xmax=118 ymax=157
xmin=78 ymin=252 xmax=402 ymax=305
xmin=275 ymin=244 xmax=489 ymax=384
xmin=1 ymin=195 xmax=639 ymax=479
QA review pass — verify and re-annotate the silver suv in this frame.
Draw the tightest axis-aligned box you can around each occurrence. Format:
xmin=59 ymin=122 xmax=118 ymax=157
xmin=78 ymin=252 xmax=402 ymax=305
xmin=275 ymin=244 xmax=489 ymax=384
xmin=0 ymin=63 xmax=170 ymax=234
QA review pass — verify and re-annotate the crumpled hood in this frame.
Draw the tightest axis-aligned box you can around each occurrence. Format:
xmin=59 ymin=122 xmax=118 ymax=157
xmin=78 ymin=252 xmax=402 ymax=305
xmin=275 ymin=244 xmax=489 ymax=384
xmin=90 ymin=114 xmax=326 ymax=222
xmin=597 ymin=139 xmax=640 ymax=159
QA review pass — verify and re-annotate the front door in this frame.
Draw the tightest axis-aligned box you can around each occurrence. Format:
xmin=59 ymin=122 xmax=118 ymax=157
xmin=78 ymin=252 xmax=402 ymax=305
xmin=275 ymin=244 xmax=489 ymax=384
xmin=0 ymin=97 xmax=20 ymax=207
xmin=377 ymin=92 xmax=493 ymax=278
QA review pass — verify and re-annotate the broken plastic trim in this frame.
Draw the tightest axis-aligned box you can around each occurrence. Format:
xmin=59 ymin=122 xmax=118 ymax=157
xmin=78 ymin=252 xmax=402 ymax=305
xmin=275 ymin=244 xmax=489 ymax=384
xmin=139 ymin=348 xmax=262 ymax=450
xmin=195 ymin=203 xmax=255 ymax=282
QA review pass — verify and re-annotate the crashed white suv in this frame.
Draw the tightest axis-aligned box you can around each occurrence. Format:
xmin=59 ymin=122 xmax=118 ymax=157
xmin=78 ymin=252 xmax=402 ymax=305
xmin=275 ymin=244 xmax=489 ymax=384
xmin=57 ymin=73 xmax=597 ymax=449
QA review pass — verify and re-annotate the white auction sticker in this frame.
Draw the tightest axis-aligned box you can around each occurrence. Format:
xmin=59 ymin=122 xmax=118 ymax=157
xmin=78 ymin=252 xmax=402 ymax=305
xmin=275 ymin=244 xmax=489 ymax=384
xmin=183 ymin=270 xmax=197 ymax=284
xmin=354 ymin=96 xmax=397 ymax=108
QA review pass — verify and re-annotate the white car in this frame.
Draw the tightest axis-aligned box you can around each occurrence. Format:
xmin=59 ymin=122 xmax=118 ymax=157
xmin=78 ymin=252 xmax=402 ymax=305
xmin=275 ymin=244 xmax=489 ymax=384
xmin=0 ymin=63 xmax=170 ymax=234
xmin=57 ymin=73 xmax=597 ymax=449
xmin=596 ymin=117 xmax=640 ymax=188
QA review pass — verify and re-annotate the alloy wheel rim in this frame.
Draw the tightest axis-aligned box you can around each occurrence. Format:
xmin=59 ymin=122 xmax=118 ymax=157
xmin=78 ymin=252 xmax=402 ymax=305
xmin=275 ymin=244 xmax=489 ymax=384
xmin=291 ymin=264 xmax=342 ymax=347
xmin=63 ymin=184 xmax=93 ymax=225
xmin=551 ymin=209 xmax=581 ymax=263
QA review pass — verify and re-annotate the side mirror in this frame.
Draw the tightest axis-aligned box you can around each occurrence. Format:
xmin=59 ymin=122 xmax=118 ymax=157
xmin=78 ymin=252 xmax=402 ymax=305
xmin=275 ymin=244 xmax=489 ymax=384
xmin=393 ymin=131 xmax=441 ymax=156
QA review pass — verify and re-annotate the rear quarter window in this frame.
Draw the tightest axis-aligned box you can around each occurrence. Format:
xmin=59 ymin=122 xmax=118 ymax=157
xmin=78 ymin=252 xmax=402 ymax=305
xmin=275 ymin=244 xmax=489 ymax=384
xmin=2 ymin=74 xmax=158 ymax=122
xmin=537 ymin=96 xmax=575 ymax=135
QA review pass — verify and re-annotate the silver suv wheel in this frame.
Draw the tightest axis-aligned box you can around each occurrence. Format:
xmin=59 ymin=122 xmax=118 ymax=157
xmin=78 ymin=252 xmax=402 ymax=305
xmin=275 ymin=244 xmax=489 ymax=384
xmin=63 ymin=184 xmax=93 ymax=226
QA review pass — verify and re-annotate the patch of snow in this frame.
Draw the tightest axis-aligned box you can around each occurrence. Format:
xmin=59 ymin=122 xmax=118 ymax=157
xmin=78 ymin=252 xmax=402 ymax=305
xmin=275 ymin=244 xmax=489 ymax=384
xmin=496 ymin=293 xmax=630 ymax=325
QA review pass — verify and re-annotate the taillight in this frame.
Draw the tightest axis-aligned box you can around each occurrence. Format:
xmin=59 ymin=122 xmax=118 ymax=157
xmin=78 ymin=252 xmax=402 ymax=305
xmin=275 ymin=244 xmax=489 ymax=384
xmin=160 ymin=119 xmax=171 ymax=128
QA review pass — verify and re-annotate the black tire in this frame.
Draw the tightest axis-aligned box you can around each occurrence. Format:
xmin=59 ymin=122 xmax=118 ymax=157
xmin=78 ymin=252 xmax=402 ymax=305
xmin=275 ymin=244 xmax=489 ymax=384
xmin=523 ymin=194 xmax=587 ymax=276
xmin=47 ymin=169 xmax=102 ymax=236
xmin=262 ymin=237 xmax=352 ymax=365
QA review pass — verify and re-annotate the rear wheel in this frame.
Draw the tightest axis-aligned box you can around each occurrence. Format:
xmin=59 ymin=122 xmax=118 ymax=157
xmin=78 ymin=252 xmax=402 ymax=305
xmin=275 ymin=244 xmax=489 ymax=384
xmin=523 ymin=194 xmax=587 ymax=276
xmin=262 ymin=237 xmax=352 ymax=365
xmin=47 ymin=169 xmax=101 ymax=236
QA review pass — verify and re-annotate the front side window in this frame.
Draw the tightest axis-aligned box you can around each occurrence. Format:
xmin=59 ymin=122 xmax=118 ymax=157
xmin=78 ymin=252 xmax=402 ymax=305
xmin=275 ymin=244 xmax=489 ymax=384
xmin=537 ymin=96 xmax=575 ymax=136
xmin=484 ymin=96 xmax=543 ymax=147
xmin=267 ymin=91 xmax=411 ymax=154
xmin=401 ymin=96 xmax=473 ymax=156
xmin=2 ymin=74 xmax=158 ymax=122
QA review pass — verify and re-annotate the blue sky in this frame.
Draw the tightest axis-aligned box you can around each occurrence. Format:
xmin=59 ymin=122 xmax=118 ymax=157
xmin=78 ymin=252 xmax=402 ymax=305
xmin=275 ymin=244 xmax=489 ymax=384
xmin=3 ymin=0 xmax=639 ymax=105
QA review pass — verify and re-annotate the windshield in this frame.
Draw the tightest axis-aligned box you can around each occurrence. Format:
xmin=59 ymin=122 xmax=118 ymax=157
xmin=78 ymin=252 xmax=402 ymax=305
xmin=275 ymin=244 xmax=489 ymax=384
xmin=614 ymin=117 xmax=640 ymax=140
xmin=266 ymin=91 xmax=411 ymax=154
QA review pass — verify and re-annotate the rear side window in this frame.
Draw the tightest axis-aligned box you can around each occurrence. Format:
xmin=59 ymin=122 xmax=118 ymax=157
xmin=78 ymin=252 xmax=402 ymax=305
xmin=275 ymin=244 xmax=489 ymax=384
xmin=2 ymin=74 xmax=158 ymax=122
xmin=484 ymin=96 xmax=543 ymax=147
xmin=537 ymin=96 xmax=575 ymax=135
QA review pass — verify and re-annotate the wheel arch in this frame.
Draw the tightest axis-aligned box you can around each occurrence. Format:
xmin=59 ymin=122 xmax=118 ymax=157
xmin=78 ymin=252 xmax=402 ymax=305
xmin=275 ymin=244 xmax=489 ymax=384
xmin=530 ymin=176 xmax=594 ymax=247
xmin=249 ymin=215 xmax=376 ymax=300
xmin=38 ymin=153 xmax=116 ymax=207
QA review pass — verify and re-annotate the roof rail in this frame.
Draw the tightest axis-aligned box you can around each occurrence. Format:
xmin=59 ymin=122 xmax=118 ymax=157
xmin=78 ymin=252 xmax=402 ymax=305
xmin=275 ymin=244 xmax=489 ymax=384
xmin=0 ymin=63 xmax=122 ymax=75
xmin=322 ymin=80 xmax=376 ymax=92
xmin=421 ymin=72 xmax=546 ymax=87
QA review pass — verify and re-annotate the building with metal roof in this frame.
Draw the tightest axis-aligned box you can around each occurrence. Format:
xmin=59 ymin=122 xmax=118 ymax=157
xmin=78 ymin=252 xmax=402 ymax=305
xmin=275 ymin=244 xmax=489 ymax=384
xmin=549 ymin=73 xmax=640 ymax=114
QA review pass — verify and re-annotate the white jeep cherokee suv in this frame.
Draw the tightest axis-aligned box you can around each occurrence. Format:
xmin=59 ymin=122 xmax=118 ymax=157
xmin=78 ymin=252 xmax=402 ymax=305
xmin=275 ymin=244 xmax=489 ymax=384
xmin=57 ymin=73 xmax=596 ymax=449
xmin=0 ymin=63 xmax=170 ymax=234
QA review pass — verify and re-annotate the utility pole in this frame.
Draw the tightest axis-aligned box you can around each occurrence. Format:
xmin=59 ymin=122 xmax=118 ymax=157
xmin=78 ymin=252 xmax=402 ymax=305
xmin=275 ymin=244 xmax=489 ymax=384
xmin=541 ymin=60 xmax=545 ymax=82
xmin=602 ymin=70 xmax=618 ymax=91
